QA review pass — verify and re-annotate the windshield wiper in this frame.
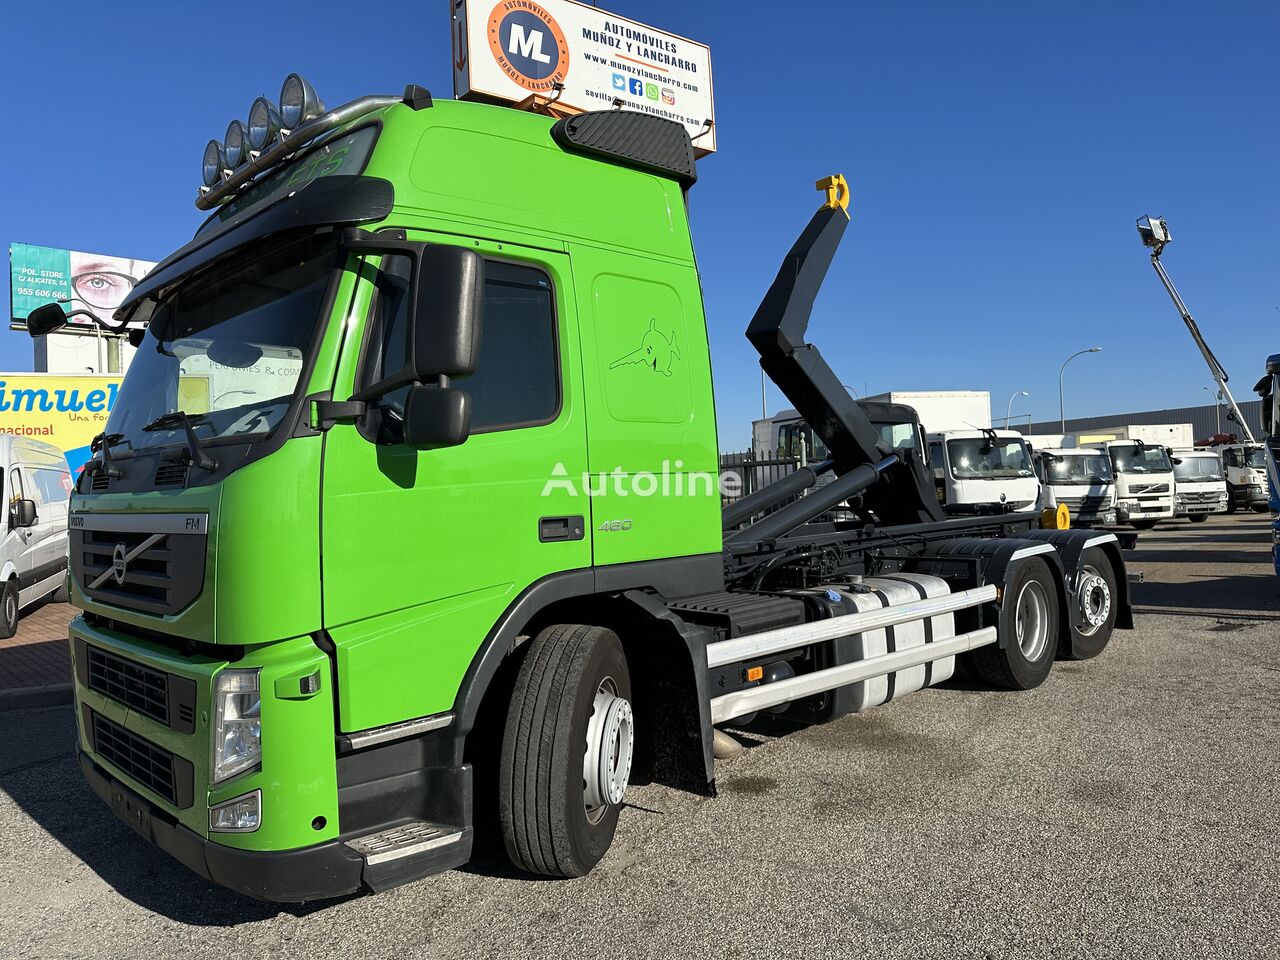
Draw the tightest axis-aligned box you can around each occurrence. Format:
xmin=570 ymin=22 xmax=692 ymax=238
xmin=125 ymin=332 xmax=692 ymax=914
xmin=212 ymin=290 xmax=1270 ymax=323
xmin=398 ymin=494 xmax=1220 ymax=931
xmin=142 ymin=411 xmax=218 ymax=471
xmin=86 ymin=431 xmax=126 ymax=479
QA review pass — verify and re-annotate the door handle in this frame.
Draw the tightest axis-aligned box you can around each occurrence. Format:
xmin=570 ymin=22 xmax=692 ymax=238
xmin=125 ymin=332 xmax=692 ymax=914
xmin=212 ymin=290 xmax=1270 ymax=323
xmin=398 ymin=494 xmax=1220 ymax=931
xmin=538 ymin=516 xmax=584 ymax=543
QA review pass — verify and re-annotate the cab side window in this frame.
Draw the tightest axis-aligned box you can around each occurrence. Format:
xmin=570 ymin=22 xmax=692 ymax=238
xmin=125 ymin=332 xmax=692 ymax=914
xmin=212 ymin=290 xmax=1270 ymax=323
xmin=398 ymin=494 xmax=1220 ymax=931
xmin=360 ymin=256 xmax=559 ymax=444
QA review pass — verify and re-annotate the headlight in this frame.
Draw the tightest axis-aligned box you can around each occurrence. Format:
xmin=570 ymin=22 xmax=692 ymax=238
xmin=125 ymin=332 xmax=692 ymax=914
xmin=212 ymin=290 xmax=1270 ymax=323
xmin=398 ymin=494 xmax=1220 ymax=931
xmin=224 ymin=120 xmax=248 ymax=169
xmin=202 ymin=139 xmax=226 ymax=188
xmin=280 ymin=73 xmax=324 ymax=130
xmin=247 ymin=96 xmax=281 ymax=152
xmin=210 ymin=789 xmax=261 ymax=833
xmin=213 ymin=668 xmax=261 ymax=784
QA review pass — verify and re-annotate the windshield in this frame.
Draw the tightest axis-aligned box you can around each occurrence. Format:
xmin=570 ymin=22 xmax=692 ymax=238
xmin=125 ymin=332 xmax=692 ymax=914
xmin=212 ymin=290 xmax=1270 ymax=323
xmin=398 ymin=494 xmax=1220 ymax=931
xmin=1244 ymin=447 xmax=1267 ymax=469
xmin=105 ymin=231 xmax=339 ymax=454
xmin=1046 ymin=453 xmax=1113 ymax=484
xmin=1111 ymin=444 xmax=1173 ymax=474
xmin=1174 ymin=456 xmax=1224 ymax=482
xmin=946 ymin=437 xmax=1034 ymax=480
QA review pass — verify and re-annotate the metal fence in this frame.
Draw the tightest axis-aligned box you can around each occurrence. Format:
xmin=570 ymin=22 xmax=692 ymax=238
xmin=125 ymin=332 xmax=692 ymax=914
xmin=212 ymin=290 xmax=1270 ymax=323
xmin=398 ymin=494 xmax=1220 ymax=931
xmin=718 ymin=450 xmax=803 ymax=506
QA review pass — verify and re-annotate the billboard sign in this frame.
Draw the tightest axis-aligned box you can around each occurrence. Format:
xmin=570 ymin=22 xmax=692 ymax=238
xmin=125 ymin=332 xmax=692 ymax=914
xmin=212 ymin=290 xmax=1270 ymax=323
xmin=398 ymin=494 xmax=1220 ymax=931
xmin=0 ymin=374 xmax=123 ymax=473
xmin=9 ymin=243 xmax=156 ymax=332
xmin=452 ymin=0 xmax=716 ymax=153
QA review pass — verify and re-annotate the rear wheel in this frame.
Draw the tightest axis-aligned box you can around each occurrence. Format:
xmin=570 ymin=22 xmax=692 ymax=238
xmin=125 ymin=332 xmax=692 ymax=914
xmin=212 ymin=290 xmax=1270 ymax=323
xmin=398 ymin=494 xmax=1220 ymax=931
xmin=0 ymin=580 xmax=18 ymax=639
xmin=970 ymin=558 xmax=1059 ymax=690
xmin=1065 ymin=547 xmax=1117 ymax=660
xmin=499 ymin=624 xmax=634 ymax=877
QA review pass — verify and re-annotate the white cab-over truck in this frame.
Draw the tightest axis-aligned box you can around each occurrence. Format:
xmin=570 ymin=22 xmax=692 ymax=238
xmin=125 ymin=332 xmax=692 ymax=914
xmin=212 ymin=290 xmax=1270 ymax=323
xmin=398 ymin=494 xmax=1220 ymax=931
xmin=1098 ymin=439 xmax=1176 ymax=529
xmin=1034 ymin=447 xmax=1117 ymax=527
xmin=927 ymin=430 xmax=1040 ymax=515
xmin=1171 ymin=449 xmax=1228 ymax=522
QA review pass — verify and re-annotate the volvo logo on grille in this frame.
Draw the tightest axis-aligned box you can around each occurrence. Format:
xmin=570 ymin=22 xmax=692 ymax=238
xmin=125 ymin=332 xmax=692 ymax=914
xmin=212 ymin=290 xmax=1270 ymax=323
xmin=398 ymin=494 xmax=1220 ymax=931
xmin=112 ymin=543 xmax=128 ymax=585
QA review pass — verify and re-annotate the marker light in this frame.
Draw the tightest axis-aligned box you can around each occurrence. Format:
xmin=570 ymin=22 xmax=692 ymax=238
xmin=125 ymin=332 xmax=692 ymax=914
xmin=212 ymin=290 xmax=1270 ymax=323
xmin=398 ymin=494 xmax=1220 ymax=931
xmin=202 ymin=139 xmax=226 ymax=188
xmin=224 ymin=120 xmax=248 ymax=169
xmin=247 ymin=96 xmax=282 ymax=152
xmin=280 ymin=73 xmax=324 ymax=131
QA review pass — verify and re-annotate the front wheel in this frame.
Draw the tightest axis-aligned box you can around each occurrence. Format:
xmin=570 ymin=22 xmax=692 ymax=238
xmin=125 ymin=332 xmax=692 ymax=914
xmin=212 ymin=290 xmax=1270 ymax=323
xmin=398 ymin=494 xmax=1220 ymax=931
xmin=1225 ymin=485 xmax=1238 ymax=514
xmin=0 ymin=580 xmax=18 ymax=639
xmin=500 ymin=624 xmax=634 ymax=877
xmin=1189 ymin=514 xmax=1208 ymax=524
xmin=970 ymin=557 xmax=1060 ymax=690
xmin=1131 ymin=519 xmax=1159 ymax=530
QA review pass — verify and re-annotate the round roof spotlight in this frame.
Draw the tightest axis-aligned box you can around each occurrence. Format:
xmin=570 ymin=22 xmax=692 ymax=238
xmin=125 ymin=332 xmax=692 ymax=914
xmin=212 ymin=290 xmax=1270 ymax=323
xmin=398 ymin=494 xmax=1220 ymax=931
xmin=280 ymin=73 xmax=324 ymax=131
xmin=247 ymin=97 xmax=282 ymax=153
xmin=202 ymin=140 xmax=227 ymax=188
xmin=224 ymin=120 xmax=249 ymax=169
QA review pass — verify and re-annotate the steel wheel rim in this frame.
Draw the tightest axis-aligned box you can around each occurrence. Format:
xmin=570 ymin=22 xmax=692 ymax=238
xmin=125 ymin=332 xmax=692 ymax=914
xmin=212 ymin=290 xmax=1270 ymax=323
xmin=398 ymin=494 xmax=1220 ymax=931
xmin=1075 ymin=564 xmax=1112 ymax=637
xmin=1014 ymin=579 xmax=1050 ymax=661
xmin=583 ymin=676 xmax=633 ymax=825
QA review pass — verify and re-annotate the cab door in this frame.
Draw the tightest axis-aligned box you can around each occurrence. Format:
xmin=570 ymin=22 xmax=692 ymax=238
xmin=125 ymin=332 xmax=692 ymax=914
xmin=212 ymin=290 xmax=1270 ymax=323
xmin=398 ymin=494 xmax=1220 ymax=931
xmin=319 ymin=238 xmax=590 ymax=732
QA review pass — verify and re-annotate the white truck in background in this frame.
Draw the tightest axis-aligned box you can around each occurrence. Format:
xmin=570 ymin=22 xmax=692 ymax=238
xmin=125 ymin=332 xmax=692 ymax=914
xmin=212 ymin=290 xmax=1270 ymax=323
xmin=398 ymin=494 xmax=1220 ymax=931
xmin=1203 ymin=441 xmax=1271 ymax=513
xmin=1171 ymin=449 xmax=1228 ymax=522
xmin=1034 ymin=446 xmax=1118 ymax=527
xmin=864 ymin=391 xmax=991 ymax=433
xmin=926 ymin=430 xmax=1040 ymax=515
xmin=1091 ymin=437 xmax=1177 ymax=529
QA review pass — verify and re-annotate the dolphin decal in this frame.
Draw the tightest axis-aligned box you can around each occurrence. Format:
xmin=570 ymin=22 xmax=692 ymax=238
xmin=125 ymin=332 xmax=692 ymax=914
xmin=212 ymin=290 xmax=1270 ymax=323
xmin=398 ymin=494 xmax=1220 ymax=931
xmin=610 ymin=319 xmax=680 ymax=377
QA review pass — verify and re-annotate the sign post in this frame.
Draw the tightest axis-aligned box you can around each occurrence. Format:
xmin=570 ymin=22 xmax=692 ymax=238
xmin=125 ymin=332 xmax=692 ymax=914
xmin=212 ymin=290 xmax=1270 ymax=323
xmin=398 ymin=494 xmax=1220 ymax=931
xmin=452 ymin=0 xmax=716 ymax=154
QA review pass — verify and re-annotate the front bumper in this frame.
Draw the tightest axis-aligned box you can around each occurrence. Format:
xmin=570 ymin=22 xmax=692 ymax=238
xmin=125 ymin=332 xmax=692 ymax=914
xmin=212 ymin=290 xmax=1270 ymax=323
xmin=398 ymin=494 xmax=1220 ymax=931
xmin=1175 ymin=502 xmax=1227 ymax=517
xmin=81 ymin=750 xmax=365 ymax=902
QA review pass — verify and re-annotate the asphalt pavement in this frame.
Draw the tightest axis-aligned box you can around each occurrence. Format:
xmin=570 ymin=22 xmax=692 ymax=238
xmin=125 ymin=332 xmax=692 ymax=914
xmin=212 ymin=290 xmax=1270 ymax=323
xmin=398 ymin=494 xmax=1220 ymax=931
xmin=1 ymin=513 xmax=1277 ymax=959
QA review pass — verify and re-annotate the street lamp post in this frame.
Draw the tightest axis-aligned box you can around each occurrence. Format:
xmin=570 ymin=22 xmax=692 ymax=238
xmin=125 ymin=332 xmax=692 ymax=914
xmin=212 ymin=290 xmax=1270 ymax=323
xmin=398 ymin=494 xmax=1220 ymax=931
xmin=1059 ymin=347 xmax=1102 ymax=433
xmin=1006 ymin=390 xmax=1029 ymax=428
xmin=1204 ymin=385 xmax=1221 ymax=435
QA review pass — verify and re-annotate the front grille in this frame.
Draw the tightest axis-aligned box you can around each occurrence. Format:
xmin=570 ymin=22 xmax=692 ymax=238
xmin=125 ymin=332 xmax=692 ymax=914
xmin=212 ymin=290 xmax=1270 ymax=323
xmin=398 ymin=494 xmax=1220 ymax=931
xmin=72 ymin=523 xmax=206 ymax=616
xmin=87 ymin=708 xmax=193 ymax=808
xmin=1059 ymin=495 xmax=1107 ymax=512
xmin=1130 ymin=482 xmax=1170 ymax=494
xmin=87 ymin=646 xmax=167 ymax=724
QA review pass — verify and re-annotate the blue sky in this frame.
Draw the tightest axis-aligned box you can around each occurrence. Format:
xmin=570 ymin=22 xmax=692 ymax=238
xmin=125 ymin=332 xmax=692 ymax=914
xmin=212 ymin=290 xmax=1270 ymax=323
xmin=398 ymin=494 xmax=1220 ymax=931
xmin=1 ymin=1 xmax=1275 ymax=448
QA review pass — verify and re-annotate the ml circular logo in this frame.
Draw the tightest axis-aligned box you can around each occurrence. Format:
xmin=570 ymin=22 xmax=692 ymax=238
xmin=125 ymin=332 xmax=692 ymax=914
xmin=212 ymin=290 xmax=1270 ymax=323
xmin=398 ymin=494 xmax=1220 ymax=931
xmin=487 ymin=1 xmax=569 ymax=93
xmin=112 ymin=543 xmax=128 ymax=585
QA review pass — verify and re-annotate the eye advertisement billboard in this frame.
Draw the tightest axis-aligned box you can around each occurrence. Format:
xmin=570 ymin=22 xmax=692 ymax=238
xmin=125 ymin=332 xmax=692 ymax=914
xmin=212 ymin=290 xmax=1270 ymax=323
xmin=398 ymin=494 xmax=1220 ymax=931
xmin=9 ymin=243 xmax=156 ymax=332
xmin=452 ymin=0 xmax=716 ymax=154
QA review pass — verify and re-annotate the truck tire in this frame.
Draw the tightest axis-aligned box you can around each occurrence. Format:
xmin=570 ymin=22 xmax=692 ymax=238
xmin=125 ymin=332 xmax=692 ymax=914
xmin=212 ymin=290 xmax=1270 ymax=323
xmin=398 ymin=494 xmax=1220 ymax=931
xmin=1065 ymin=547 xmax=1117 ymax=660
xmin=1130 ymin=519 xmax=1159 ymax=530
xmin=1 ymin=579 xmax=18 ymax=639
xmin=1188 ymin=514 xmax=1208 ymax=524
xmin=1225 ymin=485 xmax=1237 ymax=514
xmin=970 ymin=558 xmax=1059 ymax=690
xmin=499 ymin=624 xmax=634 ymax=878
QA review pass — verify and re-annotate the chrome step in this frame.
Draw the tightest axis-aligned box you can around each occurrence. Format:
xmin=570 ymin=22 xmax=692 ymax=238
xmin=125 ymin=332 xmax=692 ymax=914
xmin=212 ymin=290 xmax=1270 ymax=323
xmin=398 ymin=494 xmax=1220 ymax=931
xmin=347 ymin=821 xmax=465 ymax=866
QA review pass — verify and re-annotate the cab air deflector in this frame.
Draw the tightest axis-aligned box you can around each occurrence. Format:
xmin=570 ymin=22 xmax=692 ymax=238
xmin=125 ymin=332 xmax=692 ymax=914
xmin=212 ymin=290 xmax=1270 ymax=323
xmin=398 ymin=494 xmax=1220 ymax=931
xmin=551 ymin=111 xmax=697 ymax=186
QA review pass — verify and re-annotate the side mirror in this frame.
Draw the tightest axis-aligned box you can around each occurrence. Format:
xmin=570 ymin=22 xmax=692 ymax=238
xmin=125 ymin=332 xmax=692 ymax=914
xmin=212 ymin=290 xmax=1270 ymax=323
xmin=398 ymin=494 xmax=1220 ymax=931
xmin=348 ymin=237 xmax=485 ymax=399
xmin=27 ymin=302 xmax=70 ymax=337
xmin=413 ymin=245 xmax=484 ymax=379
xmin=403 ymin=385 xmax=471 ymax=451
xmin=127 ymin=328 xmax=147 ymax=348
xmin=12 ymin=499 xmax=37 ymax=528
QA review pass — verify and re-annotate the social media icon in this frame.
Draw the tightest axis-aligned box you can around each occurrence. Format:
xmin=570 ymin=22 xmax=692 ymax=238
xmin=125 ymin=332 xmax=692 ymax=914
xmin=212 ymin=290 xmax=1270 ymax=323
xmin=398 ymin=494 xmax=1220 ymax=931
xmin=661 ymin=87 xmax=676 ymax=105
xmin=645 ymin=82 xmax=659 ymax=101
xmin=611 ymin=73 xmax=626 ymax=91
xmin=628 ymin=78 xmax=644 ymax=97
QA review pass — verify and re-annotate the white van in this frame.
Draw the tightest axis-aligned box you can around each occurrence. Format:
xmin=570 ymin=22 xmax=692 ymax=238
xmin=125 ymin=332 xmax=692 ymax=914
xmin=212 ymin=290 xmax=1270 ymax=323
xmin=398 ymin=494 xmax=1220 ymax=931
xmin=1 ymin=436 xmax=72 ymax=637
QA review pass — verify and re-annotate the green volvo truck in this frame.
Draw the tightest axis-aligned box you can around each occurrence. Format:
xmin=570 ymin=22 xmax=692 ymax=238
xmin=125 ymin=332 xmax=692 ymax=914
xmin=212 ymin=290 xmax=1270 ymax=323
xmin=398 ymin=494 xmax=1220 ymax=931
xmin=28 ymin=75 xmax=1133 ymax=902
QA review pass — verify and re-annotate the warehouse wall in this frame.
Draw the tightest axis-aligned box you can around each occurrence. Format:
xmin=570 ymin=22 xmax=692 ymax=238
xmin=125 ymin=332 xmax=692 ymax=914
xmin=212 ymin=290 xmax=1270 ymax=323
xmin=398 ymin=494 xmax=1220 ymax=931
xmin=1025 ymin=399 xmax=1263 ymax=443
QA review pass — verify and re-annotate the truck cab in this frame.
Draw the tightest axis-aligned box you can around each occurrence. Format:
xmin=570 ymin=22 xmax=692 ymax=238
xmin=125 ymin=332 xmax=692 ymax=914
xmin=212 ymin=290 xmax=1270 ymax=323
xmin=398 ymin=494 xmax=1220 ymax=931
xmin=1217 ymin=444 xmax=1270 ymax=513
xmin=1104 ymin=439 xmax=1175 ymax=529
xmin=926 ymin=430 xmax=1039 ymax=514
xmin=1171 ymin=449 xmax=1228 ymax=522
xmin=1034 ymin=447 xmax=1116 ymax=527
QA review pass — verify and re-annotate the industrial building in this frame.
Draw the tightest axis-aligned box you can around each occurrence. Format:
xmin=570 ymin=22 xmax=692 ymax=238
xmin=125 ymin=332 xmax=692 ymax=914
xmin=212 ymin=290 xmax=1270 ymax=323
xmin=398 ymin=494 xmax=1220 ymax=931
xmin=1024 ymin=399 xmax=1264 ymax=443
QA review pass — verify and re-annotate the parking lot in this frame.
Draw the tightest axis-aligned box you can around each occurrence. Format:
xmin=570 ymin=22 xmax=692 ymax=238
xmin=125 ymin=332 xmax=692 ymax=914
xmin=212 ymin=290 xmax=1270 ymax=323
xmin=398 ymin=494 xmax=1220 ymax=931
xmin=1 ymin=513 xmax=1277 ymax=960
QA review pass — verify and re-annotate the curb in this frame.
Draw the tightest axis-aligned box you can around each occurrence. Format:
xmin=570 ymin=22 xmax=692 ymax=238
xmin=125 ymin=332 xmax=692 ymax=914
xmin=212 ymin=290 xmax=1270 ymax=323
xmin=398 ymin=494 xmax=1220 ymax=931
xmin=0 ymin=683 xmax=74 ymax=712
